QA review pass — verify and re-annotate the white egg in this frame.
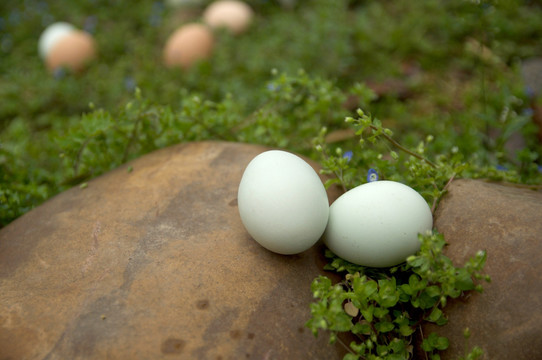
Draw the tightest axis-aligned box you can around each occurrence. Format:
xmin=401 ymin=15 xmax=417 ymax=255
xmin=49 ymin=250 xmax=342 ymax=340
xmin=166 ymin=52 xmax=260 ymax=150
xmin=237 ymin=150 xmax=329 ymax=255
xmin=324 ymin=180 xmax=433 ymax=267
xmin=38 ymin=22 xmax=76 ymax=60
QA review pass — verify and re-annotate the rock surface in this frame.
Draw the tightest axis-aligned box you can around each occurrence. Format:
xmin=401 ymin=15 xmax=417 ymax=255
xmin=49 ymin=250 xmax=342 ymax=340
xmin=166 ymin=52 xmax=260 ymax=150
xmin=424 ymin=179 xmax=542 ymax=360
xmin=0 ymin=141 xmax=347 ymax=360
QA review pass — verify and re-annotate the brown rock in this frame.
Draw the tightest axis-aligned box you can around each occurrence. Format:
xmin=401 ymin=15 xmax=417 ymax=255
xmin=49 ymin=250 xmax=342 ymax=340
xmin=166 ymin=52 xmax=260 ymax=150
xmin=423 ymin=179 xmax=542 ymax=359
xmin=0 ymin=141 xmax=347 ymax=360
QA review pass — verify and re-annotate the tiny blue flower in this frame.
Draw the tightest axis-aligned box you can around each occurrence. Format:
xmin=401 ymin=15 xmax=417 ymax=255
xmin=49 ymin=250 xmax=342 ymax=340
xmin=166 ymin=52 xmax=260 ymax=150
xmin=538 ymin=165 xmax=542 ymax=173
xmin=84 ymin=15 xmax=97 ymax=34
xmin=522 ymin=108 xmax=534 ymax=117
xmin=53 ymin=67 xmax=66 ymax=80
xmin=37 ymin=1 xmax=49 ymax=12
xmin=367 ymin=168 xmax=378 ymax=182
xmin=124 ymin=76 xmax=137 ymax=92
xmin=525 ymin=86 xmax=535 ymax=99
xmin=149 ymin=1 xmax=164 ymax=27
xmin=495 ymin=165 xmax=507 ymax=171
xmin=266 ymin=83 xmax=280 ymax=92
xmin=9 ymin=10 xmax=21 ymax=26
xmin=342 ymin=150 xmax=353 ymax=162
xmin=149 ymin=14 xmax=161 ymax=27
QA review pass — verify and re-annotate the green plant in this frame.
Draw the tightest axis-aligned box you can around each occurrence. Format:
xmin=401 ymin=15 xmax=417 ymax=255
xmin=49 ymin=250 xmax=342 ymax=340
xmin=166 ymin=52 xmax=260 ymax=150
xmin=1 ymin=1 xmax=541 ymax=356
xmin=307 ymin=233 xmax=489 ymax=360
xmin=307 ymin=109 xmax=497 ymax=359
xmin=0 ymin=69 xmax=357 ymax=226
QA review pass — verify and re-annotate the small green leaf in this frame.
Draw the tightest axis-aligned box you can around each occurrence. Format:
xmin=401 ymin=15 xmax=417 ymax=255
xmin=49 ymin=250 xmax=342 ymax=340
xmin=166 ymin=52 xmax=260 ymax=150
xmin=427 ymin=307 xmax=447 ymax=325
xmin=425 ymin=285 xmax=441 ymax=298
xmin=343 ymin=353 xmax=359 ymax=360
xmin=422 ymin=332 xmax=450 ymax=352
xmin=360 ymin=305 xmax=374 ymax=322
xmin=455 ymin=268 xmax=475 ymax=291
xmin=435 ymin=336 xmax=449 ymax=350
xmin=376 ymin=343 xmax=389 ymax=356
xmin=399 ymin=324 xmax=415 ymax=336
xmin=400 ymin=284 xmax=413 ymax=295
xmin=373 ymin=307 xmax=389 ymax=319
xmin=375 ymin=321 xmax=395 ymax=333
xmin=352 ymin=320 xmax=372 ymax=335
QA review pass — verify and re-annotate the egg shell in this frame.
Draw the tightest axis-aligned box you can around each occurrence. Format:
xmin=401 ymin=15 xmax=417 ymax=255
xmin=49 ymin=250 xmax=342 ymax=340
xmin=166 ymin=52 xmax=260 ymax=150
xmin=237 ymin=150 xmax=330 ymax=255
xmin=38 ymin=22 xmax=76 ymax=60
xmin=163 ymin=23 xmax=214 ymax=69
xmin=203 ymin=0 xmax=253 ymax=35
xmin=46 ymin=30 xmax=96 ymax=73
xmin=324 ymin=180 xmax=433 ymax=268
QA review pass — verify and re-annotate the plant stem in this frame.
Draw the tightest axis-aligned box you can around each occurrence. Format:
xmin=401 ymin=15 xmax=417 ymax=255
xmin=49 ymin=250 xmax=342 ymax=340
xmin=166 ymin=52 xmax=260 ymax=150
xmin=369 ymin=125 xmax=438 ymax=168
xmin=431 ymin=173 xmax=456 ymax=213
xmin=336 ymin=335 xmax=356 ymax=356
xmin=74 ymin=135 xmax=95 ymax=175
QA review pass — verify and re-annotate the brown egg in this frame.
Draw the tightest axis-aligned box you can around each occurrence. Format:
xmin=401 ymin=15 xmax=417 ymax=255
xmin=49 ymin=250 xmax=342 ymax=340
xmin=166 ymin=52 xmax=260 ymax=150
xmin=46 ymin=30 xmax=96 ymax=73
xmin=203 ymin=0 xmax=253 ymax=35
xmin=163 ymin=23 xmax=214 ymax=69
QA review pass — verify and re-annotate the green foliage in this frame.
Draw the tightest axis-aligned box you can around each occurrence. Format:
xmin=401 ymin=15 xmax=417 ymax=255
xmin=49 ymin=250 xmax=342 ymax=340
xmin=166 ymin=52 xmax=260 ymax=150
xmin=314 ymin=107 xmax=541 ymax=210
xmin=2 ymin=0 xmax=542 ymax=227
xmin=0 ymin=69 xmax=357 ymax=225
xmin=307 ymin=232 xmax=490 ymax=360
xmin=1 ymin=1 xmax=541 ymax=357
xmin=307 ymin=108 xmax=501 ymax=359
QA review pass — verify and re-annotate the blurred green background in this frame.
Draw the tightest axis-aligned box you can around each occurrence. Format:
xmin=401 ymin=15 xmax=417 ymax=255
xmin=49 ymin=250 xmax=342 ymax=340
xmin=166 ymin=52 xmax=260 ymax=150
xmin=1 ymin=0 xmax=542 ymax=227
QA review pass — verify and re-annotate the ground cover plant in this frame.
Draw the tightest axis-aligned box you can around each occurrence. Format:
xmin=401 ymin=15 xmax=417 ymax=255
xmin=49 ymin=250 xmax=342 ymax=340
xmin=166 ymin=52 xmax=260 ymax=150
xmin=1 ymin=0 xmax=542 ymax=358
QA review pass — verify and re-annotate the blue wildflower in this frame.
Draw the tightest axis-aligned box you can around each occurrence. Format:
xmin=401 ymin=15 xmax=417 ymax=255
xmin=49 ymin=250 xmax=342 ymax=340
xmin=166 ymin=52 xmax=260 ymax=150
xmin=342 ymin=150 xmax=353 ymax=162
xmin=522 ymin=108 xmax=534 ymax=117
xmin=266 ymin=83 xmax=280 ymax=92
xmin=84 ymin=16 xmax=97 ymax=34
xmin=525 ymin=86 xmax=535 ymax=99
xmin=53 ymin=67 xmax=66 ymax=80
xmin=9 ymin=10 xmax=21 ymax=25
xmin=124 ymin=76 xmax=137 ymax=92
xmin=367 ymin=168 xmax=378 ymax=182
xmin=149 ymin=1 xmax=164 ymax=27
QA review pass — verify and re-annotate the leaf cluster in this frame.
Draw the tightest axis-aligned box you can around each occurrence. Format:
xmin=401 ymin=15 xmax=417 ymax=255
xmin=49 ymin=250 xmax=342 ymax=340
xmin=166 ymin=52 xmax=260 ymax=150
xmin=307 ymin=232 xmax=490 ymax=360
xmin=314 ymin=110 xmax=468 ymax=210
xmin=308 ymin=110 xmax=500 ymax=359
xmin=2 ymin=0 xmax=542 ymax=226
xmin=0 ymin=70 xmax=356 ymax=226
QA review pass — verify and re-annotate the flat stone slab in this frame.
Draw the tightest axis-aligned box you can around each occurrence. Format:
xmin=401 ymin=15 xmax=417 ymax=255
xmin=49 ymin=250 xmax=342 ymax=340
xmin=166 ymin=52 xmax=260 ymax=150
xmin=0 ymin=141 xmax=346 ymax=360
xmin=425 ymin=179 xmax=542 ymax=359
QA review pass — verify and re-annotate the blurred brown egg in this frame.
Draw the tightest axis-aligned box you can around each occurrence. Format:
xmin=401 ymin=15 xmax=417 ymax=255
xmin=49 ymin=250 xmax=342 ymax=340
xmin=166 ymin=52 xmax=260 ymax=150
xmin=203 ymin=0 xmax=253 ymax=35
xmin=46 ymin=30 xmax=96 ymax=73
xmin=163 ymin=23 xmax=214 ymax=69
